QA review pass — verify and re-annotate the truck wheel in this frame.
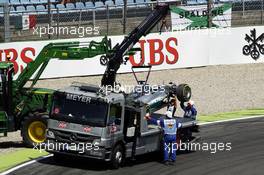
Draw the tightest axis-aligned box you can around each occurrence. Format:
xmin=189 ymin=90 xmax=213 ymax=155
xmin=21 ymin=114 xmax=47 ymax=148
xmin=176 ymin=84 xmax=191 ymax=102
xmin=180 ymin=128 xmax=192 ymax=143
xmin=110 ymin=144 xmax=124 ymax=169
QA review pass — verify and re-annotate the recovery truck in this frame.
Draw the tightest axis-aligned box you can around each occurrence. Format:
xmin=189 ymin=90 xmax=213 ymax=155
xmin=46 ymin=4 xmax=198 ymax=168
xmin=0 ymin=37 xmax=113 ymax=147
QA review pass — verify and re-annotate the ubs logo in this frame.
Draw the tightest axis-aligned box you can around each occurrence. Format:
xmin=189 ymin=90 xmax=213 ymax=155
xmin=243 ymin=28 xmax=264 ymax=60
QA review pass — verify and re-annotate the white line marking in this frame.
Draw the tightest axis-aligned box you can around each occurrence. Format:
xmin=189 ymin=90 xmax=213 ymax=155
xmin=1 ymin=115 xmax=264 ymax=174
xmin=0 ymin=154 xmax=53 ymax=175
xmin=199 ymin=115 xmax=264 ymax=126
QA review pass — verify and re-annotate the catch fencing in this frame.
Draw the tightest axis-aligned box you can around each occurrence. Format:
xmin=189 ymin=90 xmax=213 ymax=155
xmin=0 ymin=0 xmax=263 ymax=42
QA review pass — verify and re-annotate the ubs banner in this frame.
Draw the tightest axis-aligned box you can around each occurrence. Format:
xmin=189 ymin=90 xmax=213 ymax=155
xmin=0 ymin=26 xmax=263 ymax=79
xmin=170 ymin=3 xmax=232 ymax=31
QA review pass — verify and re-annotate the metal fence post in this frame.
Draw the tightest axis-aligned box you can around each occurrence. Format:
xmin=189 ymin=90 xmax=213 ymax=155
xmin=207 ymin=0 xmax=212 ymax=28
xmin=3 ymin=3 xmax=10 ymax=42
xmin=56 ymin=8 xmax=59 ymax=39
xmin=106 ymin=5 xmax=109 ymax=35
xmin=78 ymin=9 xmax=82 ymax=27
xmin=123 ymin=0 xmax=127 ymax=34
xmin=261 ymin=0 xmax=264 ymax=24
xmin=93 ymin=9 xmax=96 ymax=29
xmin=48 ymin=0 xmax=51 ymax=39
xmin=156 ymin=1 xmax=159 ymax=32
xmin=242 ymin=0 xmax=245 ymax=17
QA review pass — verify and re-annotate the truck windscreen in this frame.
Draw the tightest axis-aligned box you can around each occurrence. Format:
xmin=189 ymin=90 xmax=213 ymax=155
xmin=51 ymin=93 xmax=108 ymax=127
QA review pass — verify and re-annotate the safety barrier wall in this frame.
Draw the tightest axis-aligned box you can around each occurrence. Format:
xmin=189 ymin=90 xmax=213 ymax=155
xmin=0 ymin=25 xmax=263 ymax=79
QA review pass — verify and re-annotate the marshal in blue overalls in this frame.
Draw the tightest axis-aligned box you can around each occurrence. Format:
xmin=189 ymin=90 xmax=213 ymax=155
xmin=147 ymin=111 xmax=182 ymax=164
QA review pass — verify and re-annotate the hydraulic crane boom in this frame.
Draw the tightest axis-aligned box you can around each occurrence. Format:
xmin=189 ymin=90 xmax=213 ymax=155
xmin=101 ymin=4 xmax=169 ymax=86
xmin=14 ymin=36 xmax=111 ymax=90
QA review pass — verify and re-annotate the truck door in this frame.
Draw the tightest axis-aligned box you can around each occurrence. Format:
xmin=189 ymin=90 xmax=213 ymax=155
xmin=0 ymin=69 xmax=8 ymax=112
xmin=0 ymin=66 xmax=14 ymax=134
xmin=123 ymin=107 xmax=142 ymax=158
xmin=0 ymin=67 xmax=13 ymax=115
xmin=107 ymin=103 xmax=122 ymax=136
xmin=123 ymin=108 xmax=140 ymax=143
xmin=0 ymin=68 xmax=8 ymax=135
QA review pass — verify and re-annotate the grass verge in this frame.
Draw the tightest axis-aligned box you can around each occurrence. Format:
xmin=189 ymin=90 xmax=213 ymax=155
xmin=0 ymin=149 xmax=48 ymax=173
xmin=198 ymin=109 xmax=264 ymax=123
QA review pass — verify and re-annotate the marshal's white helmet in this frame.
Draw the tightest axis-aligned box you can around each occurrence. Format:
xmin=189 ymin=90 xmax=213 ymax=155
xmin=165 ymin=111 xmax=173 ymax=118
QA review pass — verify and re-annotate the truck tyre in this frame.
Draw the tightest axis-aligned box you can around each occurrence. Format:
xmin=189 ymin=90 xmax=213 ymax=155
xmin=176 ymin=84 xmax=191 ymax=102
xmin=110 ymin=144 xmax=124 ymax=169
xmin=21 ymin=114 xmax=47 ymax=148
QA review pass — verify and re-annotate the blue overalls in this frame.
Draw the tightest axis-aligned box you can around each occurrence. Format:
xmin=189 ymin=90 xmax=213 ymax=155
xmin=150 ymin=118 xmax=181 ymax=161
xmin=181 ymin=103 xmax=197 ymax=120
xmin=184 ymin=106 xmax=197 ymax=119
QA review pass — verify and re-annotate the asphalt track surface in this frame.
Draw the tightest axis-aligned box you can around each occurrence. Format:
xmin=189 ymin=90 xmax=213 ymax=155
xmin=6 ymin=117 xmax=264 ymax=175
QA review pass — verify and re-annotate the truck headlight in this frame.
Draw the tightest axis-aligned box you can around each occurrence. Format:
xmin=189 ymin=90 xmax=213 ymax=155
xmin=47 ymin=130 xmax=55 ymax=138
xmin=90 ymin=150 xmax=103 ymax=157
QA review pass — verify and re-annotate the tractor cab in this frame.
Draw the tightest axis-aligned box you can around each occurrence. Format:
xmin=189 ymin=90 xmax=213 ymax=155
xmin=0 ymin=62 xmax=14 ymax=136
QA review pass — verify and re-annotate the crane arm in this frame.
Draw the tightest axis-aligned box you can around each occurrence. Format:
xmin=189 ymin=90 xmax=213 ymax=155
xmin=101 ymin=4 xmax=170 ymax=86
xmin=14 ymin=36 xmax=111 ymax=90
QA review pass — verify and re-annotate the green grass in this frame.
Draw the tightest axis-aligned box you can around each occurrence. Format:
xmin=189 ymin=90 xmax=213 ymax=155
xmin=198 ymin=109 xmax=264 ymax=123
xmin=0 ymin=149 xmax=49 ymax=173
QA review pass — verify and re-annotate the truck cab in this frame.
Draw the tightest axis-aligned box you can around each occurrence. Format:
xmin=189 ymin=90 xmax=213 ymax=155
xmin=47 ymin=84 xmax=126 ymax=162
xmin=46 ymin=82 xmax=198 ymax=168
xmin=0 ymin=62 xmax=14 ymax=136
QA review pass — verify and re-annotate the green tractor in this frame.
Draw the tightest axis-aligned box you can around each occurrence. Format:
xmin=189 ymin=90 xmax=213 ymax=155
xmin=0 ymin=37 xmax=112 ymax=147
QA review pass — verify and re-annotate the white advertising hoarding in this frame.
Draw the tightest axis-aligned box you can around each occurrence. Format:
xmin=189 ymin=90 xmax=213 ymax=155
xmin=0 ymin=26 xmax=263 ymax=79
